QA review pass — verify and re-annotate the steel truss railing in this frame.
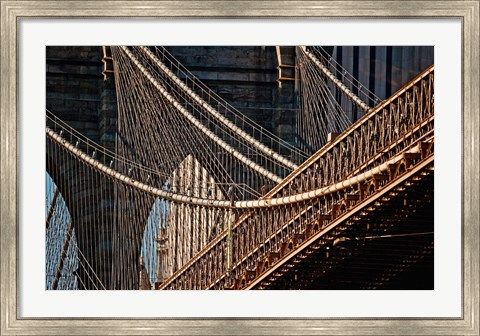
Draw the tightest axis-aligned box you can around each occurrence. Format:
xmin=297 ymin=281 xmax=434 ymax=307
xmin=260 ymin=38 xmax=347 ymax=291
xmin=159 ymin=65 xmax=434 ymax=290
xmin=244 ymin=154 xmax=434 ymax=290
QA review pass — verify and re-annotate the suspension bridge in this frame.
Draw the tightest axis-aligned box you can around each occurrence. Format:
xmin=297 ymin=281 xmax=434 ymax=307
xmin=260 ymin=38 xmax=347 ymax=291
xmin=46 ymin=46 xmax=434 ymax=290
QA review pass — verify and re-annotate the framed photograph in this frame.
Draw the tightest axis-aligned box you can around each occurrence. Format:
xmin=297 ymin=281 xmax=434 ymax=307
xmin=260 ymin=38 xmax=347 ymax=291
xmin=1 ymin=1 xmax=478 ymax=335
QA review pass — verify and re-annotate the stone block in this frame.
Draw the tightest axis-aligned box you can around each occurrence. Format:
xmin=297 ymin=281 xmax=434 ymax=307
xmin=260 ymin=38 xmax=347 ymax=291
xmin=275 ymin=110 xmax=296 ymax=124
xmin=78 ymin=93 xmax=99 ymax=100
xmin=100 ymin=134 xmax=116 ymax=142
xmin=218 ymin=71 xmax=249 ymax=82
xmin=191 ymin=70 xmax=218 ymax=81
xmin=248 ymin=72 xmax=271 ymax=82
xmin=47 ymin=98 xmax=65 ymax=110
xmin=101 ymin=103 xmax=117 ymax=111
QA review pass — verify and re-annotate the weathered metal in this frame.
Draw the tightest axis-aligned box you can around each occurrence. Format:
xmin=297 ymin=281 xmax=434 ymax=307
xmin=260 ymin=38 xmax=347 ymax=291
xmin=45 ymin=51 xmax=434 ymax=291
xmin=159 ymin=66 xmax=434 ymax=290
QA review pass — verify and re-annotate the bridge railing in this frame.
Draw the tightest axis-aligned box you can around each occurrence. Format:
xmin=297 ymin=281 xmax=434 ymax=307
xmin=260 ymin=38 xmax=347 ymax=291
xmin=159 ymin=65 xmax=434 ymax=290
xmin=268 ymin=65 xmax=434 ymax=198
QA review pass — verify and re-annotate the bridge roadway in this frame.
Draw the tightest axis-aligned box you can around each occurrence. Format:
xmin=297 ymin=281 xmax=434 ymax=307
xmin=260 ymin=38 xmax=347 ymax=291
xmin=158 ymin=65 xmax=434 ymax=290
xmin=245 ymin=155 xmax=434 ymax=289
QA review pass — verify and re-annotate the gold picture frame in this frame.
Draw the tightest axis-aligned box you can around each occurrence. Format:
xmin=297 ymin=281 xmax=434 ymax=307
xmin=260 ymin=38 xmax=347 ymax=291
xmin=1 ymin=1 xmax=478 ymax=334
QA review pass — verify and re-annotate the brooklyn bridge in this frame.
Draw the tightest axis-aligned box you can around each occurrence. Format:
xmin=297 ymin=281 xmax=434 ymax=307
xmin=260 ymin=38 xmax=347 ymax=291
xmin=45 ymin=46 xmax=434 ymax=290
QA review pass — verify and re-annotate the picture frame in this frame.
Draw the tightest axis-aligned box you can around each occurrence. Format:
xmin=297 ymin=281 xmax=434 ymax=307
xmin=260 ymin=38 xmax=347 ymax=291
xmin=1 ymin=1 xmax=478 ymax=335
